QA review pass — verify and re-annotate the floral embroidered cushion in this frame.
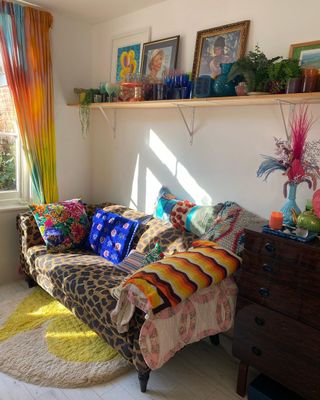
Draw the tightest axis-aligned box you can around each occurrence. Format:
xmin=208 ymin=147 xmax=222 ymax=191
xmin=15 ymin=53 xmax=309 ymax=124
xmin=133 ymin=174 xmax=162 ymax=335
xmin=89 ymin=210 xmax=140 ymax=264
xmin=29 ymin=199 xmax=89 ymax=252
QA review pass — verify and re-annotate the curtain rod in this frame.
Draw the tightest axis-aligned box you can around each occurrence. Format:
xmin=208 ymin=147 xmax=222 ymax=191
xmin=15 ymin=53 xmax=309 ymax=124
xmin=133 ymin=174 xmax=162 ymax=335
xmin=8 ymin=0 xmax=47 ymax=11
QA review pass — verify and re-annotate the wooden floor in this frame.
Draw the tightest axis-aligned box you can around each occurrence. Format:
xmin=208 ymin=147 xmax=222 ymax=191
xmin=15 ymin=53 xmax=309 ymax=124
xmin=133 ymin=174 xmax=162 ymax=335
xmin=0 ymin=281 xmax=253 ymax=400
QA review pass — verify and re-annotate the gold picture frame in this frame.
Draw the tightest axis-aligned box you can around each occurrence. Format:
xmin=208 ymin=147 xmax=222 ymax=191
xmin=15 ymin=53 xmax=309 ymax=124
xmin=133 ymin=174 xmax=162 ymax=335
xmin=192 ymin=20 xmax=250 ymax=80
xmin=289 ymin=40 xmax=320 ymax=68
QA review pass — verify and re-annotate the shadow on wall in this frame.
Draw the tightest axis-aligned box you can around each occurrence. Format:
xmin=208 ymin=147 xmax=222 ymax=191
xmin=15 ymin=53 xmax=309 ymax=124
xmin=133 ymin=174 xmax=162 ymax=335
xmin=97 ymin=107 xmax=269 ymax=215
xmin=127 ymin=129 xmax=213 ymax=214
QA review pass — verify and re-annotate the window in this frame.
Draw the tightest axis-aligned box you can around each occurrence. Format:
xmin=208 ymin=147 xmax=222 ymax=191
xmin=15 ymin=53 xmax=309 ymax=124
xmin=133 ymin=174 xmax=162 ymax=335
xmin=0 ymin=56 xmax=29 ymax=205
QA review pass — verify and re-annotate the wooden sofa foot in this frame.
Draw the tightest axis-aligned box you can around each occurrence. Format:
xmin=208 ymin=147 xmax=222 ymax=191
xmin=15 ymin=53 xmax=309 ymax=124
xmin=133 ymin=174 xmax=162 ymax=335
xmin=236 ymin=361 xmax=249 ymax=397
xmin=138 ymin=370 xmax=150 ymax=393
xmin=209 ymin=334 xmax=220 ymax=346
xmin=25 ymin=275 xmax=37 ymax=288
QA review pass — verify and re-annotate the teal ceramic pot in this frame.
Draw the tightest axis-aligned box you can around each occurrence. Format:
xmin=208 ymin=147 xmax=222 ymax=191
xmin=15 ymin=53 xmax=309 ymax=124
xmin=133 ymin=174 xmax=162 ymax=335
xmin=213 ymin=63 xmax=236 ymax=97
xmin=280 ymin=183 xmax=301 ymax=226
xmin=297 ymin=211 xmax=320 ymax=233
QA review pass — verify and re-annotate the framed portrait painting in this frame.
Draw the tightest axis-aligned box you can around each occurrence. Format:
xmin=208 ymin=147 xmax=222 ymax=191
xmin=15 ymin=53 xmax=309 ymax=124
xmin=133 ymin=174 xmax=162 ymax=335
xmin=140 ymin=36 xmax=180 ymax=83
xmin=110 ymin=27 xmax=151 ymax=82
xmin=192 ymin=20 xmax=250 ymax=80
xmin=289 ymin=40 xmax=320 ymax=68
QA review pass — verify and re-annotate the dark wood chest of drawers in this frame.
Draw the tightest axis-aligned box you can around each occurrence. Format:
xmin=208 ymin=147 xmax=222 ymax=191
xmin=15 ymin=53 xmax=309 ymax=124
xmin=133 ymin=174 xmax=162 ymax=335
xmin=232 ymin=227 xmax=320 ymax=400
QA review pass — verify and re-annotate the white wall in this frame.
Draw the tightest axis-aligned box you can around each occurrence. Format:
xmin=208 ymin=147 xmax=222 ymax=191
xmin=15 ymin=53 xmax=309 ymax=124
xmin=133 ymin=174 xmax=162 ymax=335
xmin=0 ymin=12 xmax=92 ymax=284
xmin=90 ymin=0 xmax=320 ymax=217
xmin=53 ymin=13 xmax=93 ymax=202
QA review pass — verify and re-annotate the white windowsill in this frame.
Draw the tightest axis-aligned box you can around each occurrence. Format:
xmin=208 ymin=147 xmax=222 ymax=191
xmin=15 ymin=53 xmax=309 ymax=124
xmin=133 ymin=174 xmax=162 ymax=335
xmin=0 ymin=201 xmax=29 ymax=213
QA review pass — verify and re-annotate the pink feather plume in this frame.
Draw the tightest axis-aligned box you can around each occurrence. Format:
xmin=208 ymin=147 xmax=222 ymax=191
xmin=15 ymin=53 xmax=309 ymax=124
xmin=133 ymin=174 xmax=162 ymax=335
xmin=289 ymin=105 xmax=314 ymax=161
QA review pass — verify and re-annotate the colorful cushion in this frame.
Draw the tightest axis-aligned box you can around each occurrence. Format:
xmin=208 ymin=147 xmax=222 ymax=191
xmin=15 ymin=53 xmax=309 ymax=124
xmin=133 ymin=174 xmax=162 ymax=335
xmin=29 ymin=199 xmax=89 ymax=252
xmin=89 ymin=210 xmax=140 ymax=264
xmin=142 ymin=241 xmax=164 ymax=266
xmin=201 ymin=201 xmax=267 ymax=255
xmin=115 ymin=240 xmax=241 ymax=314
xmin=114 ymin=250 xmax=145 ymax=274
xmin=153 ymin=187 xmax=223 ymax=235
xmin=135 ymin=218 xmax=197 ymax=256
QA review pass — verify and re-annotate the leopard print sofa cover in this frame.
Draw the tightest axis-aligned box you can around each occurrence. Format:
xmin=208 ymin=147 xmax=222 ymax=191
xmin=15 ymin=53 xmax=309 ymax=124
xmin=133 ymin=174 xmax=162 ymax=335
xmin=16 ymin=203 xmax=197 ymax=375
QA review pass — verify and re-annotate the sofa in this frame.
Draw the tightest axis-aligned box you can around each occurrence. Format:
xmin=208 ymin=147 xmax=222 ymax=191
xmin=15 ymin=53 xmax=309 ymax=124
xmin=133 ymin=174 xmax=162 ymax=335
xmin=16 ymin=202 xmax=244 ymax=392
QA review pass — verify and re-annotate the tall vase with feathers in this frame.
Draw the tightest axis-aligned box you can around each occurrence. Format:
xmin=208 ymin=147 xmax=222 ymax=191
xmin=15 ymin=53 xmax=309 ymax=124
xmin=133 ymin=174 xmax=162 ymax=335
xmin=257 ymin=105 xmax=320 ymax=226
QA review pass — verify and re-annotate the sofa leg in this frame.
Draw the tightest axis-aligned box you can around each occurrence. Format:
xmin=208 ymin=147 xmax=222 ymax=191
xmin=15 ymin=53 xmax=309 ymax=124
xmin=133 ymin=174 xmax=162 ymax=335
xmin=138 ymin=370 xmax=150 ymax=393
xmin=25 ymin=275 xmax=37 ymax=288
xmin=209 ymin=334 xmax=220 ymax=346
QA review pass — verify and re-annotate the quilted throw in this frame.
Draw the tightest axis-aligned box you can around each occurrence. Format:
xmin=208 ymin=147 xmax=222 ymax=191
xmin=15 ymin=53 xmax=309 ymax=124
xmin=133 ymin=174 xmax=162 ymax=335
xmin=115 ymin=240 xmax=241 ymax=316
xmin=89 ymin=210 xmax=140 ymax=264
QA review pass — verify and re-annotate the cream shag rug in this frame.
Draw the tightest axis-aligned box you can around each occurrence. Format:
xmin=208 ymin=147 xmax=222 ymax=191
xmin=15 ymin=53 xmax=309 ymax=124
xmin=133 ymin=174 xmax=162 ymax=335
xmin=0 ymin=285 xmax=131 ymax=387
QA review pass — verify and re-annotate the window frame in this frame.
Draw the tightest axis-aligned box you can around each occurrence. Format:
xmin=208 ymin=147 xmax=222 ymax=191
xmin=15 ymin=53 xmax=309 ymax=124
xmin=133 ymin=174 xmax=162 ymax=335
xmin=0 ymin=50 xmax=30 ymax=208
xmin=0 ymin=107 xmax=30 ymax=208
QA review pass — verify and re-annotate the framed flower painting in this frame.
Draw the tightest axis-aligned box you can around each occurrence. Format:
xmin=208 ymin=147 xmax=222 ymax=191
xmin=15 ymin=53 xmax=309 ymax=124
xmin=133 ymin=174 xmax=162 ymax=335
xmin=110 ymin=27 xmax=150 ymax=82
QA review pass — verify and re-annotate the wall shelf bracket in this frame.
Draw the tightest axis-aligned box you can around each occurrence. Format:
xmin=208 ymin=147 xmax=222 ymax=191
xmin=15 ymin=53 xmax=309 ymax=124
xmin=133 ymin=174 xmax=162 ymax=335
xmin=98 ymin=107 xmax=117 ymax=138
xmin=175 ymin=104 xmax=196 ymax=145
xmin=277 ymin=99 xmax=296 ymax=141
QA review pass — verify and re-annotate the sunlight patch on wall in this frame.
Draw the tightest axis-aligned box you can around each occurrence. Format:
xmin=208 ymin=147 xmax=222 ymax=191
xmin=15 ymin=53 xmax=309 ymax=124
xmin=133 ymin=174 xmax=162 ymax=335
xmin=149 ymin=129 xmax=177 ymax=175
xmin=148 ymin=129 xmax=212 ymax=205
xmin=177 ymin=162 xmax=212 ymax=204
xmin=129 ymin=154 xmax=140 ymax=210
xmin=145 ymin=167 xmax=161 ymax=214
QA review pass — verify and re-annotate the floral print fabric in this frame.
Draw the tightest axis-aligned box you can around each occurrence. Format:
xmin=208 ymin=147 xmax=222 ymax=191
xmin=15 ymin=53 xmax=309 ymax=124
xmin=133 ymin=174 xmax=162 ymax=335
xmin=29 ymin=199 xmax=89 ymax=253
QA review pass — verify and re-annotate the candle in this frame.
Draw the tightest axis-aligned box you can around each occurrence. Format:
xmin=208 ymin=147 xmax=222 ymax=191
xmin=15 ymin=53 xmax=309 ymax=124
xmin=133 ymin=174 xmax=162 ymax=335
xmin=269 ymin=211 xmax=283 ymax=230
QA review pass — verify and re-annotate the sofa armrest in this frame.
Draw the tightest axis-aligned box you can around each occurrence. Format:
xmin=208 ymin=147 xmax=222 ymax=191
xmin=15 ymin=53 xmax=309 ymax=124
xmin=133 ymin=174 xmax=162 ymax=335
xmin=16 ymin=211 xmax=44 ymax=273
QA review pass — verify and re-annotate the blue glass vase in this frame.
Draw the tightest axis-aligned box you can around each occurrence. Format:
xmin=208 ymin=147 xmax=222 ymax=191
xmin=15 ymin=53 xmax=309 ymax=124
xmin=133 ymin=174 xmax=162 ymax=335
xmin=280 ymin=183 xmax=301 ymax=226
xmin=213 ymin=63 xmax=236 ymax=97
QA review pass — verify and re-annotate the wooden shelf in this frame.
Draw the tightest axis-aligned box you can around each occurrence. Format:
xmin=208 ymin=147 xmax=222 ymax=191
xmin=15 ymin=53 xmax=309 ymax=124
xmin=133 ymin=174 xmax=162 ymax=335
xmin=68 ymin=92 xmax=320 ymax=109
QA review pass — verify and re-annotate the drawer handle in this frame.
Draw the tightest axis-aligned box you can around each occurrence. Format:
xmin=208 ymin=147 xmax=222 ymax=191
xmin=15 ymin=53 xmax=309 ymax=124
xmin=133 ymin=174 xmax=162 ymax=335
xmin=251 ymin=346 xmax=262 ymax=356
xmin=259 ymin=287 xmax=270 ymax=298
xmin=262 ymin=263 xmax=273 ymax=273
xmin=265 ymin=242 xmax=275 ymax=253
xmin=254 ymin=316 xmax=265 ymax=326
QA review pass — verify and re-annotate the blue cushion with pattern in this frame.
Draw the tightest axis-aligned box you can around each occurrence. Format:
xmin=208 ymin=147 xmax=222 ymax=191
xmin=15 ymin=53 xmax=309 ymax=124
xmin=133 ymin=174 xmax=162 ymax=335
xmin=89 ymin=210 xmax=140 ymax=264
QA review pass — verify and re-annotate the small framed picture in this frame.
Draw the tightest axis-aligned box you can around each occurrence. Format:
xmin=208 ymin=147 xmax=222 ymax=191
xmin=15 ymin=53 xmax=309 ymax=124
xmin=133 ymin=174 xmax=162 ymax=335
xmin=289 ymin=40 xmax=320 ymax=68
xmin=110 ymin=27 xmax=150 ymax=82
xmin=140 ymin=36 xmax=180 ymax=83
xmin=192 ymin=20 xmax=250 ymax=80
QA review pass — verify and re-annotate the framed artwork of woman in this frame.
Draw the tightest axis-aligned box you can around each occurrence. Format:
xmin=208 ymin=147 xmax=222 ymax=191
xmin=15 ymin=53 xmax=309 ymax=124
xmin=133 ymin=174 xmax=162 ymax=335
xmin=192 ymin=21 xmax=250 ymax=80
xmin=140 ymin=36 xmax=180 ymax=83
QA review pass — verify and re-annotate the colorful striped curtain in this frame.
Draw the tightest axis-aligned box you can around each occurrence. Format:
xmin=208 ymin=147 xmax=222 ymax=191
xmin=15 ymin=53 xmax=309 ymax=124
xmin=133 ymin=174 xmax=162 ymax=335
xmin=0 ymin=1 xmax=58 ymax=203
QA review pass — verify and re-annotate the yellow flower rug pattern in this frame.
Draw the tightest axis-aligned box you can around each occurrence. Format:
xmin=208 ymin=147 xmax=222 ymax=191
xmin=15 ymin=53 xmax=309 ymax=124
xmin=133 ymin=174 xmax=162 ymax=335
xmin=0 ymin=286 xmax=131 ymax=387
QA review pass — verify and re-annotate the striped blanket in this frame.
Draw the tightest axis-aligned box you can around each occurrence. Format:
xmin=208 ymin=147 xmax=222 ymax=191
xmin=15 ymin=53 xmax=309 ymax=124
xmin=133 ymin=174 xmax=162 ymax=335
xmin=117 ymin=240 xmax=241 ymax=315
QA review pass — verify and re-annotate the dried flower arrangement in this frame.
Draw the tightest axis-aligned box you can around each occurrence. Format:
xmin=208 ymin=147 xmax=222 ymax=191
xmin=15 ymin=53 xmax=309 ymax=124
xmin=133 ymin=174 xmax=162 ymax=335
xmin=257 ymin=105 xmax=320 ymax=197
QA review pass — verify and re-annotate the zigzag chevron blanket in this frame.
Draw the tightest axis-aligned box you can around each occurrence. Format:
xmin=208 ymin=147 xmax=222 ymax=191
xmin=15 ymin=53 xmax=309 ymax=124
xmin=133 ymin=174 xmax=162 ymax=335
xmin=118 ymin=240 xmax=241 ymax=314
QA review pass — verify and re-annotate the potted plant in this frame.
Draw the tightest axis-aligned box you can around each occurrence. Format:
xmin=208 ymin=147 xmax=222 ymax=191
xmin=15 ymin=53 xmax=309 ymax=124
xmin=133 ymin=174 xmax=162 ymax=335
xmin=228 ymin=45 xmax=281 ymax=94
xmin=74 ymin=88 xmax=94 ymax=138
xmin=268 ymin=59 xmax=302 ymax=94
xmin=284 ymin=59 xmax=302 ymax=93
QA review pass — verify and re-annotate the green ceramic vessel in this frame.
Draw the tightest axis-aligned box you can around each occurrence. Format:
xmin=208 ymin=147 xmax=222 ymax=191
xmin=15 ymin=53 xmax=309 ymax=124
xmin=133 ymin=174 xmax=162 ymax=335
xmin=297 ymin=211 xmax=320 ymax=233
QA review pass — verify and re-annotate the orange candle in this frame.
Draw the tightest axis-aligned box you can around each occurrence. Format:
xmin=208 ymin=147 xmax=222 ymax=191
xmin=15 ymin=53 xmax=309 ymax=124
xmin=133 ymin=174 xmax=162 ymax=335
xmin=269 ymin=211 xmax=283 ymax=230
